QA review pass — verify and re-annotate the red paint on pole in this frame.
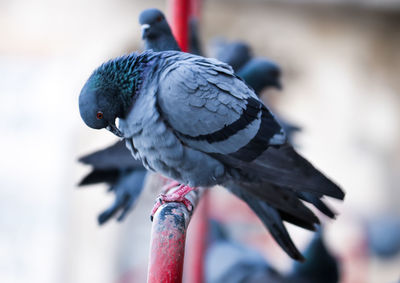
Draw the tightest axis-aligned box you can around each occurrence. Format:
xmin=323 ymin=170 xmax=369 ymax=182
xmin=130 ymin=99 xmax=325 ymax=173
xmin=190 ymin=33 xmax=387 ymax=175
xmin=168 ymin=0 xmax=190 ymax=52
xmin=148 ymin=203 xmax=188 ymax=283
xmin=147 ymin=187 xmax=205 ymax=283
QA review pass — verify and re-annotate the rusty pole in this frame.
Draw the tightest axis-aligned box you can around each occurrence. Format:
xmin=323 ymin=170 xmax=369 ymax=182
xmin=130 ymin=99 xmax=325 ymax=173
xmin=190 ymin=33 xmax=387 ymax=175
xmin=147 ymin=187 xmax=205 ymax=283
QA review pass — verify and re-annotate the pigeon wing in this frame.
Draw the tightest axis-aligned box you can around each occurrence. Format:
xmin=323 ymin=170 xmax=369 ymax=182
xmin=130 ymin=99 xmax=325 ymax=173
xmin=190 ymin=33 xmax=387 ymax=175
xmin=157 ymin=55 xmax=286 ymax=162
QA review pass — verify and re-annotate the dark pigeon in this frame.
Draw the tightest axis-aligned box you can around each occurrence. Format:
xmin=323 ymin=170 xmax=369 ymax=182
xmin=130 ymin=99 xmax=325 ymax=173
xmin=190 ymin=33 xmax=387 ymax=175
xmin=78 ymin=141 xmax=147 ymax=224
xmin=78 ymin=50 xmax=344 ymax=260
xmin=139 ymin=8 xmax=180 ymax=52
xmin=288 ymin=230 xmax=340 ymax=283
xmin=206 ymin=222 xmax=340 ymax=283
xmin=213 ymin=40 xmax=252 ymax=72
xmin=237 ymin=58 xmax=282 ymax=93
xmin=188 ymin=17 xmax=203 ymax=55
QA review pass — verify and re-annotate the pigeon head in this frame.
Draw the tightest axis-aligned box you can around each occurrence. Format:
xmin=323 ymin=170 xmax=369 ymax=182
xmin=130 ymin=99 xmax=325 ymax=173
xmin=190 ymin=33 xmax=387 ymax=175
xmin=216 ymin=41 xmax=252 ymax=71
xmin=139 ymin=8 xmax=170 ymax=40
xmin=79 ymin=54 xmax=147 ymax=137
xmin=79 ymin=81 xmax=123 ymax=136
xmin=238 ymin=58 xmax=282 ymax=94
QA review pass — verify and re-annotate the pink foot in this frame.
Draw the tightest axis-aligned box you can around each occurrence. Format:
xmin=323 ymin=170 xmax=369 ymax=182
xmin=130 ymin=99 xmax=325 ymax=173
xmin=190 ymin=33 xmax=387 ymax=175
xmin=151 ymin=184 xmax=196 ymax=221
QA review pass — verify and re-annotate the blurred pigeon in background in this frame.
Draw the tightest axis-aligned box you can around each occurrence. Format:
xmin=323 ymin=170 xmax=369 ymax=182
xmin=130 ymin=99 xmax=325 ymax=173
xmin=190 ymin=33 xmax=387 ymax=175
xmin=139 ymin=8 xmax=180 ymax=52
xmin=288 ymin=230 xmax=340 ymax=283
xmin=206 ymin=221 xmax=340 ymax=283
xmin=366 ymin=215 xmax=400 ymax=258
xmin=237 ymin=58 xmax=282 ymax=93
xmin=78 ymin=50 xmax=344 ymax=260
xmin=210 ymin=39 xmax=252 ymax=72
xmin=78 ymin=141 xmax=147 ymax=224
xmin=189 ymin=17 xmax=203 ymax=55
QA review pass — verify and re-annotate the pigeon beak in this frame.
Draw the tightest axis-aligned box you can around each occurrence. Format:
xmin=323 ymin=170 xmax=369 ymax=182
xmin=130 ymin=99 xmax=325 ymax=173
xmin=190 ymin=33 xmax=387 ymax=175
xmin=106 ymin=123 xmax=123 ymax=138
xmin=141 ymin=24 xmax=150 ymax=38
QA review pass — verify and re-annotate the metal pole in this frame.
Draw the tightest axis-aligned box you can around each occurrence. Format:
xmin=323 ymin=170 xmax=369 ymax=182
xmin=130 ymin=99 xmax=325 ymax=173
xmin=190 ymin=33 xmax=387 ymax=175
xmin=168 ymin=0 xmax=190 ymax=52
xmin=147 ymin=187 xmax=205 ymax=283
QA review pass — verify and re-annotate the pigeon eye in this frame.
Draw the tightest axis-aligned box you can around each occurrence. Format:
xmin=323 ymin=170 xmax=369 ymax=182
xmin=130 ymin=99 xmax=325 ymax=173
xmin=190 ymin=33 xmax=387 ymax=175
xmin=96 ymin=111 xmax=104 ymax=120
xmin=156 ymin=16 xmax=163 ymax=22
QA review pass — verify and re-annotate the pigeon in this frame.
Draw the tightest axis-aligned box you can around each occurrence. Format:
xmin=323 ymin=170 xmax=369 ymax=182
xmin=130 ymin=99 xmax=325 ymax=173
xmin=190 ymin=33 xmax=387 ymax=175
xmin=366 ymin=215 xmax=400 ymax=258
xmin=288 ymin=230 xmax=340 ymax=283
xmin=78 ymin=141 xmax=147 ymax=224
xmin=237 ymin=58 xmax=282 ymax=94
xmin=78 ymin=50 xmax=344 ymax=260
xmin=139 ymin=8 xmax=180 ymax=52
xmin=212 ymin=40 xmax=252 ymax=72
xmin=188 ymin=17 xmax=203 ymax=55
xmin=206 ymin=221 xmax=340 ymax=283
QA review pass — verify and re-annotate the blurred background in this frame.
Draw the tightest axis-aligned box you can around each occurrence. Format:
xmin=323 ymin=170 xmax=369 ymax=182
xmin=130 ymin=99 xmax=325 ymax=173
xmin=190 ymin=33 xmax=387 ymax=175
xmin=1 ymin=0 xmax=400 ymax=282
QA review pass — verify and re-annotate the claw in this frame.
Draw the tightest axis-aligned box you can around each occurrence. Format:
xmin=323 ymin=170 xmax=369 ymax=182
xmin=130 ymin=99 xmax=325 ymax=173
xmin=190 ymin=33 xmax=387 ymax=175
xmin=150 ymin=184 xmax=196 ymax=221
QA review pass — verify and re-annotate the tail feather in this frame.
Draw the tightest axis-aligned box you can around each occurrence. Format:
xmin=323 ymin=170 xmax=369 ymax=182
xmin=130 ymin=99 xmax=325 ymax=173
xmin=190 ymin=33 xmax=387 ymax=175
xmin=235 ymin=182 xmax=320 ymax=226
xmin=298 ymin=192 xmax=336 ymax=219
xmin=215 ymin=143 xmax=344 ymax=200
xmin=254 ymin=145 xmax=344 ymax=200
xmin=278 ymin=210 xmax=317 ymax=231
xmin=78 ymin=141 xmax=143 ymax=170
xmin=230 ymin=186 xmax=305 ymax=261
xmin=78 ymin=169 xmax=120 ymax=186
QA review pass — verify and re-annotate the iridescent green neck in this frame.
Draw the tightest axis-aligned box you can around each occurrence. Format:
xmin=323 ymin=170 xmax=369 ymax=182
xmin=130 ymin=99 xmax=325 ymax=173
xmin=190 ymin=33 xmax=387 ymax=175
xmin=93 ymin=52 xmax=151 ymax=116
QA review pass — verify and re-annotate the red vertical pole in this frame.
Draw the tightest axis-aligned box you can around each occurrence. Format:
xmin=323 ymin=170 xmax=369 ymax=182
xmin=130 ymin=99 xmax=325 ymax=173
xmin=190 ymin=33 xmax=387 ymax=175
xmin=190 ymin=0 xmax=202 ymax=19
xmin=168 ymin=0 xmax=190 ymax=52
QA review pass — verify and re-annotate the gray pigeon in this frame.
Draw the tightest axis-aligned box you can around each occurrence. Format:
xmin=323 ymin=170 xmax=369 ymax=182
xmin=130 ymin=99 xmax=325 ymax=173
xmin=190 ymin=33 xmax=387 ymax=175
xmin=212 ymin=39 xmax=252 ymax=72
xmin=139 ymin=8 xmax=180 ymax=52
xmin=288 ymin=230 xmax=340 ymax=283
xmin=78 ymin=50 xmax=344 ymax=260
xmin=206 ymin=221 xmax=340 ymax=283
xmin=237 ymin=58 xmax=282 ymax=93
xmin=79 ymin=9 xmax=299 ymax=244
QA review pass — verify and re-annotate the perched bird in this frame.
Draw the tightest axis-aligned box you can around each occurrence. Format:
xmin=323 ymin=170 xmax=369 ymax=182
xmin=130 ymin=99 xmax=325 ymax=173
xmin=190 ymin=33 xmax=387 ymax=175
xmin=78 ymin=141 xmax=147 ymax=224
xmin=139 ymin=8 xmax=180 ymax=52
xmin=78 ymin=50 xmax=344 ymax=259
